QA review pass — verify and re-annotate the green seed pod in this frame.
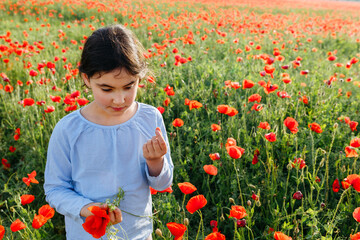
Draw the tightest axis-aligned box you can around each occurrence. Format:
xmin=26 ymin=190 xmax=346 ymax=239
xmin=155 ymin=229 xmax=162 ymax=237
xmin=184 ymin=218 xmax=189 ymax=226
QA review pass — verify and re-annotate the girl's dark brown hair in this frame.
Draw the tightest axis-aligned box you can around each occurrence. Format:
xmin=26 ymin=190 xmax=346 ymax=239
xmin=79 ymin=24 xmax=148 ymax=79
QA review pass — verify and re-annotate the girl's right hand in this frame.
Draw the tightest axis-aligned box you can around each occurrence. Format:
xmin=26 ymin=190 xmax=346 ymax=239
xmin=80 ymin=202 xmax=123 ymax=225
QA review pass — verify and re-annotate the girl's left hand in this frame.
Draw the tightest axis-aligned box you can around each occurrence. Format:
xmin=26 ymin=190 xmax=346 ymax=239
xmin=143 ymin=127 xmax=167 ymax=162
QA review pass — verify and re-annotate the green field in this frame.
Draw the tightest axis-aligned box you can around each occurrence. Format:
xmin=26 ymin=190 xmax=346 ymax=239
xmin=1 ymin=0 xmax=360 ymax=239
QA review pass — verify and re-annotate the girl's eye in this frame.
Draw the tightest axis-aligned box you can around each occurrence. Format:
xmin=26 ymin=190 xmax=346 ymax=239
xmin=125 ymin=85 xmax=134 ymax=90
xmin=101 ymin=89 xmax=112 ymax=92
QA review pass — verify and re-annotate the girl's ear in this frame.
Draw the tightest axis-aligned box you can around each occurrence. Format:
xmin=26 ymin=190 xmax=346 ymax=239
xmin=81 ymin=73 xmax=91 ymax=88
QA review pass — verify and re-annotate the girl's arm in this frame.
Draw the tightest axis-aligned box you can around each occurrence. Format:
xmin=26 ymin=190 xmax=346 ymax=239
xmin=143 ymin=110 xmax=174 ymax=191
xmin=44 ymin=122 xmax=93 ymax=224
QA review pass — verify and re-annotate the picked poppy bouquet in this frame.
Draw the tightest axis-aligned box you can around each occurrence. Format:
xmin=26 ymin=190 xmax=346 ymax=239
xmin=82 ymin=187 xmax=141 ymax=240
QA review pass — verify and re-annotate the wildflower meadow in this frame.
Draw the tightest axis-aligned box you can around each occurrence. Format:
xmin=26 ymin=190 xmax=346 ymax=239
xmin=1 ymin=0 xmax=360 ymax=239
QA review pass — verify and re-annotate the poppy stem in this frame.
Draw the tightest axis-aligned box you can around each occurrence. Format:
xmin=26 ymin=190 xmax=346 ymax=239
xmin=325 ymin=127 xmax=337 ymax=205
xmin=326 ymin=187 xmax=351 ymax=236
xmin=194 ymin=210 xmax=203 ymax=240
xmin=233 ymin=159 xmax=244 ymax=206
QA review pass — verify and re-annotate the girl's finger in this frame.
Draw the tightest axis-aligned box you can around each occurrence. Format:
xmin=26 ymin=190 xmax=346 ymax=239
xmin=114 ymin=208 xmax=122 ymax=223
xmin=109 ymin=211 xmax=116 ymax=224
xmin=155 ymin=129 xmax=167 ymax=151
xmin=146 ymin=139 xmax=156 ymax=154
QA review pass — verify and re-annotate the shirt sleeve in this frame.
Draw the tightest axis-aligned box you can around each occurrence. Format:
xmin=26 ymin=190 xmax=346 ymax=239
xmin=145 ymin=110 xmax=174 ymax=191
xmin=43 ymin=121 xmax=93 ymax=224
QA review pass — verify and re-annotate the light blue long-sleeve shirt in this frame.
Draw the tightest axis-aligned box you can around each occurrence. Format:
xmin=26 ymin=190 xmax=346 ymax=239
xmin=44 ymin=102 xmax=173 ymax=240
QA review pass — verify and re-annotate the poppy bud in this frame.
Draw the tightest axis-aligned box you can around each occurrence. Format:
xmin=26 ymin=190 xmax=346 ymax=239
xmin=220 ymin=215 xmax=225 ymax=221
xmin=247 ymin=200 xmax=252 ymax=206
xmin=287 ymin=162 xmax=293 ymax=170
xmin=292 ymin=191 xmax=303 ymax=200
xmin=155 ymin=229 xmax=162 ymax=237
xmin=237 ymin=219 xmax=246 ymax=228
xmin=229 ymin=198 xmax=235 ymax=204
xmin=333 ymin=123 xmax=338 ymax=129
xmin=255 ymin=200 xmax=261 ymax=207
xmin=320 ymin=202 xmax=326 ymax=208
xmin=184 ymin=218 xmax=189 ymax=226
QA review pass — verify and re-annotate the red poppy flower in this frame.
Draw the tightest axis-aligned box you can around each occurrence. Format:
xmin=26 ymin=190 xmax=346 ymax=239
xmin=150 ymin=187 xmax=158 ymax=195
xmin=251 ymin=193 xmax=259 ymax=201
xmin=186 ymin=195 xmax=207 ymax=214
xmin=82 ymin=206 xmax=110 ymax=239
xmin=0 ymin=225 xmax=4 ymax=239
xmin=226 ymin=146 xmax=244 ymax=159
xmin=341 ymin=180 xmax=350 ymax=189
xmin=211 ymin=124 xmax=221 ymax=132
xmin=205 ymin=232 xmax=226 ymax=240
xmin=23 ymin=98 xmax=35 ymax=107
xmin=217 ymin=105 xmax=230 ymax=114
xmin=189 ymin=100 xmax=202 ymax=110
xmin=65 ymin=105 xmax=77 ymax=112
xmin=243 ymin=79 xmax=255 ymax=89
xmin=44 ymin=106 xmax=55 ymax=113
xmin=158 ymin=186 xmax=173 ymax=193
xmin=22 ymin=171 xmax=39 ymax=186
xmin=252 ymin=154 xmax=259 ymax=165
xmin=292 ymin=191 xmax=303 ymax=200
xmin=32 ymin=214 xmax=48 ymax=229
xmin=29 ymin=69 xmax=38 ymax=77
xmin=264 ymin=81 xmax=278 ymax=94
xmin=4 ymin=84 xmax=14 ymax=93
xmin=350 ymin=121 xmax=358 ymax=131
xmin=38 ymin=204 xmax=55 ymax=219
xmin=21 ymin=195 xmax=35 ymax=205
xmin=251 ymin=103 xmax=263 ymax=112
xmin=277 ymin=91 xmax=291 ymax=98
xmin=203 ymin=165 xmax=218 ymax=176
xmin=157 ymin=106 xmax=165 ymax=114
xmin=229 ymin=205 xmax=247 ymax=219
xmin=258 ymin=122 xmax=270 ymax=130
xmin=345 ymin=146 xmax=358 ymax=158
xmin=292 ymin=158 xmax=306 ymax=169
xmin=49 ymin=95 xmax=61 ymax=103
xmin=328 ymin=55 xmax=337 ymax=61
xmin=264 ymin=65 xmax=275 ymax=78
xmin=274 ymin=231 xmax=292 ymax=240
xmin=225 ymin=138 xmax=237 ymax=147
xmin=353 ymin=207 xmax=360 ymax=222
xmin=173 ymin=118 xmax=184 ymax=127
xmin=166 ymin=222 xmax=187 ymax=240
xmin=332 ymin=179 xmax=340 ymax=193
xmin=284 ymin=117 xmax=299 ymax=134
xmin=248 ymin=94 xmax=262 ymax=103
xmin=226 ymin=107 xmax=238 ymax=117
xmin=9 ymin=146 xmax=16 ymax=152
xmin=210 ymin=220 xmax=218 ymax=232
xmin=351 ymin=232 xmax=360 ymax=240
xmin=265 ymin=132 xmax=276 ymax=142
xmin=163 ymin=97 xmax=170 ymax=107
xmin=184 ymin=98 xmax=190 ymax=105
xmin=345 ymin=174 xmax=360 ymax=192
xmin=350 ymin=138 xmax=360 ymax=148
xmin=209 ymin=153 xmax=220 ymax=161
xmin=178 ymin=182 xmax=197 ymax=195
xmin=308 ymin=123 xmax=322 ymax=133
xmin=10 ymin=219 xmax=26 ymax=232
xmin=1 ymin=158 xmax=10 ymax=169
xmin=76 ymin=98 xmax=89 ymax=106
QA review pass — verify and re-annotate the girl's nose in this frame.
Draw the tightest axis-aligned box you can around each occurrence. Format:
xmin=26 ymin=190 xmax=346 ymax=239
xmin=113 ymin=94 xmax=125 ymax=105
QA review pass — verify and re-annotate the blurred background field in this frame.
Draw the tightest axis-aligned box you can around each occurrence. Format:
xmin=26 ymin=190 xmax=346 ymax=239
xmin=0 ymin=0 xmax=360 ymax=239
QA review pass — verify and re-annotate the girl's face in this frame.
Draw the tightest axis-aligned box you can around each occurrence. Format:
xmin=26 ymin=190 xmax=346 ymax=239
xmin=82 ymin=69 xmax=139 ymax=120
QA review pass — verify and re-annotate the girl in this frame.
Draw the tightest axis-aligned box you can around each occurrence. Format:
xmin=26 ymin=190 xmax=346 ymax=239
xmin=44 ymin=25 xmax=173 ymax=240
